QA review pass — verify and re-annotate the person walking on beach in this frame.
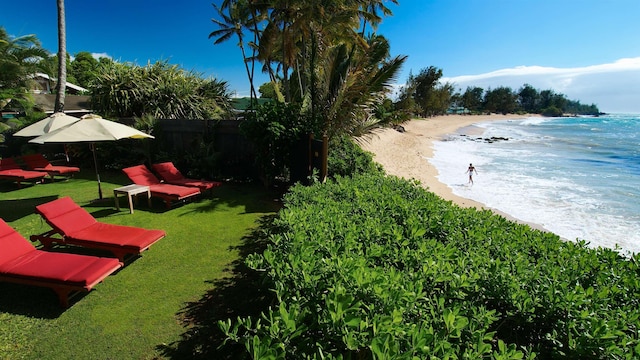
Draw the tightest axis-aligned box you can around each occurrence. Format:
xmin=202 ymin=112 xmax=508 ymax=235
xmin=467 ymin=163 xmax=478 ymax=185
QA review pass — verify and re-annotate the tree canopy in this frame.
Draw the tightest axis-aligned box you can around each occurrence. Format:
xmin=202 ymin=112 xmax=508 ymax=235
xmin=210 ymin=0 xmax=406 ymax=138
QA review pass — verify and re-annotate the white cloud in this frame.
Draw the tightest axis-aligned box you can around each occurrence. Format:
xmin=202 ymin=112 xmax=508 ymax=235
xmin=91 ymin=52 xmax=112 ymax=60
xmin=441 ymin=57 xmax=640 ymax=113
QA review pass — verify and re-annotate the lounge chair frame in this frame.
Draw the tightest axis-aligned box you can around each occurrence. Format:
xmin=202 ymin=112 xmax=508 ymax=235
xmin=0 ymin=158 xmax=48 ymax=188
xmin=122 ymin=165 xmax=201 ymax=209
xmin=0 ymin=219 xmax=122 ymax=307
xmin=151 ymin=161 xmax=222 ymax=194
xmin=20 ymin=153 xmax=80 ymax=180
xmin=32 ymin=197 xmax=166 ymax=261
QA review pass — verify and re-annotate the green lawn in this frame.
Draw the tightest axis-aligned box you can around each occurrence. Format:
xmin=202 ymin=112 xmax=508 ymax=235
xmin=0 ymin=168 xmax=280 ymax=359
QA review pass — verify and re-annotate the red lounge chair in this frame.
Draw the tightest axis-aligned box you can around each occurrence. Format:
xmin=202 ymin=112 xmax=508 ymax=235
xmin=32 ymin=197 xmax=166 ymax=261
xmin=0 ymin=218 xmax=122 ymax=308
xmin=122 ymin=165 xmax=201 ymax=209
xmin=151 ymin=162 xmax=222 ymax=193
xmin=0 ymin=158 xmax=48 ymax=188
xmin=20 ymin=153 xmax=80 ymax=180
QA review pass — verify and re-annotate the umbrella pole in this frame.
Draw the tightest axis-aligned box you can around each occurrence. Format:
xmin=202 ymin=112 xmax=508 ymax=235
xmin=90 ymin=143 xmax=103 ymax=199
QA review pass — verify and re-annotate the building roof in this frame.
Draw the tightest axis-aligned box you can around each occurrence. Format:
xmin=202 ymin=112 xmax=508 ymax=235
xmin=32 ymin=94 xmax=92 ymax=114
xmin=30 ymin=73 xmax=88 ymax=94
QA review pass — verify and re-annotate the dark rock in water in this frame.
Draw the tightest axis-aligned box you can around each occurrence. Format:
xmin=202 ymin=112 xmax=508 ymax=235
xmin=484 ymin=136 xmax=509 ymax=143
xmin=395 ymin=125 xmax=405 ymax=133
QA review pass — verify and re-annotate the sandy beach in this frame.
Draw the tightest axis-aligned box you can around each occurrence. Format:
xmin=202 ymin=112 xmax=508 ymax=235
xmin=360 ymin=114 xmax=542 ymax=225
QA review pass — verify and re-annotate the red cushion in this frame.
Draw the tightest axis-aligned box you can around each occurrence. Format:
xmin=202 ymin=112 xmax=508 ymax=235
xmin=0 ymin=251 xmax=120 ymax=287
xmin=151 ymin=162 xmax=184 ymax=182
xmin=152 ymin=162 xmax=221 ymax=191
xmin=35 ymin=197 xmax=97 ymax=234
xmin=0 ymin=169 xmax=47 ymax=180
xmin=36 ymin=165 xmax=80 ymax=174
xmin=0 ymin=219 xmax=35 ymax=264
xmin=149 ymin=184 xmax=200 ymax=198
xmin=0 ymin=158 xmax=21 ymax=171
xmin=21 ymin=154 xmax=79 ymax=174
xmin=122 ymin=165 xmax=162 ymax=185
xmin=0 ymin=219 xmax=120 ymax=287
xmin=165 ymin=178 xmax=221 ymax=191
xmin=20 ymin=154 xmax=51 ymax=168
xmin=69 ymin=222 xmax=166 ymax=251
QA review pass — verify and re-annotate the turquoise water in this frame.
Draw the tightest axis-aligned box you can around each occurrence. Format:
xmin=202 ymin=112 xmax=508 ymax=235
xmin=431 ymin=114 xmax=640 ymax=255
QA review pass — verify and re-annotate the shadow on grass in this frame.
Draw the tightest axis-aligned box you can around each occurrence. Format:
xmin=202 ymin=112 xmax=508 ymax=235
xmin=0 ymin=195 xmax=59 ymax=222
xmin=0 ymin=283 xmax=68 ymax=318
xmin=158 ymin=215 xmax=278 ymax=359
xmin=183 ymin=181 xmax=285 ymax=216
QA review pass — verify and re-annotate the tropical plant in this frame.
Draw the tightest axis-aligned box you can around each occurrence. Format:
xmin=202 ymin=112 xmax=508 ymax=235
xmin=0 ymin=27 xmax=48 ymax=111
xmin=311 ymin=35 xmax=407 ymax=138
xmin=90 ymin=60 xmax=232 ymax=119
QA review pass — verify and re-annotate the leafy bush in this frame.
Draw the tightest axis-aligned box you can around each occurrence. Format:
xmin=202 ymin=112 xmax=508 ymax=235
xmin=240 ymin=102 xmax=318 ymax=186
xmin=327 ymin=135 xmax=383 ymax=178
xmin=220 ymin=173 xmax=640 ymax=359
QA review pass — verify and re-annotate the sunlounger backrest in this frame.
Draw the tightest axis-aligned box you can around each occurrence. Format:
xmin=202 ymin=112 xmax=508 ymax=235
xmin=0 ymin=158 xmax=21 ymax=171
xmin=21 ymin=154 xmax=52 ymax=170
xmin=151 ymin=162 xmax=183 ymax=182
xmin=35 ymin=197 xmax=97 ymax=234
xmin=122 ymin=165 xmax=162 ymax=185
xmin=0 ymin=219 xmax=35 ymax=263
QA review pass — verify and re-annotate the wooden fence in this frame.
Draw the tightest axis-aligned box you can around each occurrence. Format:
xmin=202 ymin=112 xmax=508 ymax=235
xmin=156 ymin=119 xmax=256 ymax=178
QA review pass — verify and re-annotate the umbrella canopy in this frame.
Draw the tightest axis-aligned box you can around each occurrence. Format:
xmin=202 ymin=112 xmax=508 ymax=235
xmin=14 ymin=112 xmax=80 ymax=137
xmin=29 ymin=114 xmax=153 ymax=144
xmin=29 ymin=114 xmax=154 ymax=200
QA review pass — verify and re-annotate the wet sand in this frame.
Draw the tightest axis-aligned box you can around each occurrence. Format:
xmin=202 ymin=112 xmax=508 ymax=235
xmin=359 ymin=114 xmax=549 ymax=230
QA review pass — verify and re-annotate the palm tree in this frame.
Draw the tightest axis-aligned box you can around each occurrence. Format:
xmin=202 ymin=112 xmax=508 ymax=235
xmin=0 ymin=27 xmax=49 ymax=111
xmin=209 ymin=2 xmax=259 ymax=100
xmin=359 ymin=0 xmax=398 ymax=36
xmin=54 ymin=0 xmax=67 ymax=112
xmin=316 ymin=35 xmax=406 ymax=138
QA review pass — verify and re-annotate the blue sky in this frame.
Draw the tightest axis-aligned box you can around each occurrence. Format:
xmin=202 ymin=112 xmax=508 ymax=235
xmin=2 ymin=0 xmax=640 ymax=112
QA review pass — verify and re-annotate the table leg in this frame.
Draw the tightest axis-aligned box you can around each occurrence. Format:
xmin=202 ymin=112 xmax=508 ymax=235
xmin=114 ymin=191 xmax=120 ymax=211
xmin=147 ymin=189 xmax=152 ymax=208
xmin=128 ymin=193 xmax=134 ymax=214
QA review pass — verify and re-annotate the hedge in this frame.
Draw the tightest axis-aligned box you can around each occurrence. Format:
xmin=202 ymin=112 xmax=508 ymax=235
xmin=221 ymin=173 xmax=640 ymax=359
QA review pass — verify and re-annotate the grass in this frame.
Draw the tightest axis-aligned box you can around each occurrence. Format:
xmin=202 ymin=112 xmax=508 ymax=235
xmin=0 ymin=168 xmax=281 ymax=359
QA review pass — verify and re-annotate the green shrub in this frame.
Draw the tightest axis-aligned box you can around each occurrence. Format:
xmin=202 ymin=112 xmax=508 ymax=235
xmin=327 ymin=135 xmax=383 ymax=178
xmin=240 ymin=102 xmax=317 ymax=186
xmin=220 ymin=173 xmax=640 ymax=359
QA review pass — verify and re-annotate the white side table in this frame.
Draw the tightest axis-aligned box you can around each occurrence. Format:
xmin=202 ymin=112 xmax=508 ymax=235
xmin=113 ymin=184 xmax=151 ymax=214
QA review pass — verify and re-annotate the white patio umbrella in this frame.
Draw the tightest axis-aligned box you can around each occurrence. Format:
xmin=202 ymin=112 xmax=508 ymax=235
xmin=14 ymin=112 xmax=81 ymax=137
xmin=30 ymin=114 xmax=154 ymax=199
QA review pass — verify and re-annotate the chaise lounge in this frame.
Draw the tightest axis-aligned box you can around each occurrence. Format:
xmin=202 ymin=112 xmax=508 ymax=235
xmin=32 ymin=197 xmax=166 ymax=261
xmin=0 ymin=158 xmax=48 ymax=188
xmin=0 ymin=218 xmax=122 ymax=308
xmin=20 ymin=153 xmax=80 ymax=180
xmin=151 ymin=161 xmax=222 ymax=193
xmin=122 ymin=165 xmax=201 ymax=209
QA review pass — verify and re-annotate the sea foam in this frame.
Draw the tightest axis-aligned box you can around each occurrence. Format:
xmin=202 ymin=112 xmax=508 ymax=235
xmin=430 ymin=115 xmax=640 ymax=255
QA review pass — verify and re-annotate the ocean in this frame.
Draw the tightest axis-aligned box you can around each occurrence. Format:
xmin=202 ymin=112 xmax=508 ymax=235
xmin=430 ymin=114 xmax=640 ymax=256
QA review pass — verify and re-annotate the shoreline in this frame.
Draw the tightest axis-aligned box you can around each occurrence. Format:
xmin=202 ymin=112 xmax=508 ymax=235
xmin=359 ymin=113 xmax=551 ymax=232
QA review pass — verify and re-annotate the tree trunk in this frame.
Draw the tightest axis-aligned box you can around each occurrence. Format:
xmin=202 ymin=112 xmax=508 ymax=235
xmin=54 ymin=0 xmax=67 ymax=112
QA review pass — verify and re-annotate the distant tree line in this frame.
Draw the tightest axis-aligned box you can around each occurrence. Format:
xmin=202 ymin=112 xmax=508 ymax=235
xmin=394 ymin=66 xmax=601 ymax=118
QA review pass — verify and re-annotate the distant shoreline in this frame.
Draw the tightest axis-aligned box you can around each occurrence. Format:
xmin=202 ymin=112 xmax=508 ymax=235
xmin=360 ymin=113 xmax=552 ymax=233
